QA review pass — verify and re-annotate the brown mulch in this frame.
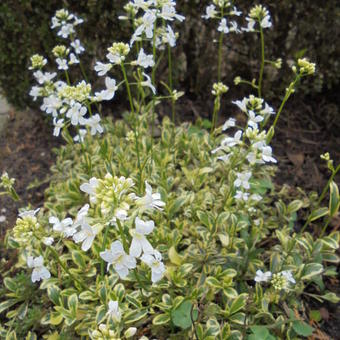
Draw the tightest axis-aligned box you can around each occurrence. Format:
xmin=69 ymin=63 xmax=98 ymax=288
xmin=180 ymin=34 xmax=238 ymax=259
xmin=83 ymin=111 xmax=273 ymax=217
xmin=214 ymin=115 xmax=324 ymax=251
xmin=0 ymin=91 xmax=339 ymax=337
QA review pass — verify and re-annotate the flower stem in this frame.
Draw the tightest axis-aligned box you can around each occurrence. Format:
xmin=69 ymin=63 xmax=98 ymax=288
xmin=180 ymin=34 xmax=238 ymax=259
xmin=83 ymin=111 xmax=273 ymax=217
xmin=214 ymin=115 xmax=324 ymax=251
xmin=48 ymin=246 xmax=88 ymax=291
xmin=121 ymin=63 xmax=142 ymax=194
xmin=258 ymin=25 xmax=265 ymax=97
xmin=100 ymin=224 xmax=111 ymax=278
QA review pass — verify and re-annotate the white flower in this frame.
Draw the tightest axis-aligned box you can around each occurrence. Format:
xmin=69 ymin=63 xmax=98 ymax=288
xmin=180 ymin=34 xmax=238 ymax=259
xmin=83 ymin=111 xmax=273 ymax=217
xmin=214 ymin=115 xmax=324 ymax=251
xmin=66 ymin=103 xmax=87 ymax=126
xmin=218 ymin=19 xmax=229 ymax=34
xmin=56 ymin=58 xmax=69 ymax=70
xmin=49 ymin=216 xmax=76 ymax=237
xmin=222 ymin=118 xmax=236 ymax=131
xmin=130 ymin=10 xmax=156 ymax=45
xmin=202 ymin=5 xmax=217 ymax=19
xmin=281 ymin=270 xmax=295 ymax=284
xmin=232 ymin=99 xmax=247 ymax=112
xmin=107 ymin=300 xmax=122 ymax=323
xmin=71 ymin=39 xmax=85 ymax=54
xmin=94 ymin=62 xmax=112 ymax=76
xmin=19 ymin=208 xmax=40 ymax=218
xmin=53 ymin=118 xmax=64 ymax=137
xmin=86 ymin=114 xmax=104 ymax=135
xmin=43 ymin=237 xmax=54 ymax=246
xmin=261 ymin=103 xmax=275 ymax=116
xmin=159 ymin=4 xmax=185 ymax=22
xmin=41 ymin=95 xmax=62 ymax=117
xmin=234 ymin=171 xmax=252 ymax=190
xmin=221 ymin=130 xmax=243 ymax=147
xmin=166 ymin=25 xmax=176 ymax=47
xmin=95 ymin=77 xmax=118 ymax=101
xmin=27 ymin=256 xmax=51 ymax=283
xmin=141 ymin=250 xmax=166 ymax=283
xmin=254 ymin=269 xmax=272 ymax=283
xmin=261 ymin=146 xmax=277 ymax=163
xmin=29 ymin=86 xmax=42 ymax=101
xmin=234 ymin=190 xmax=249 ymax=201
xmin=136 ymin=181 xmax=165 ymax=210
xmin=100 ymin=240 xmax=136 ymax=279
xmin=73 ymin=204 xmax=90 ymax=228
xmin=242 ymin=18 xmax=256 ymax=32
xmin=248 ymin=110 xmax=264 ymax=129
xmin=74 ymin=129 xmax=87 ymax=143
xmin=33 ymin=71 xmax=57 ymax=84
xmin=135 ymin=48 xmax=155 ymax=68
xmin=131 ymin=0 xmax=153 ymax=11
xmin=130 ymin=217 xmax=154 ymax=257
xmin=57 ymin=23 xmax=75 ymax=38
xmin=229 ymin=21 xmax=241 ymax=33
xmin=141 ymin=73 xmax=156 ymax=94
xmin=260 ymin=15 xmax=272 ymax=29
xmin=69 ymin=53 xmax=79 ymax=65
xmin=230 ymin=6 xmax=242 ymax=16
xmin=80 ymin=177 xmax=99 ymax=204
xmin=73 ymin=221 xmax=97 ymax=251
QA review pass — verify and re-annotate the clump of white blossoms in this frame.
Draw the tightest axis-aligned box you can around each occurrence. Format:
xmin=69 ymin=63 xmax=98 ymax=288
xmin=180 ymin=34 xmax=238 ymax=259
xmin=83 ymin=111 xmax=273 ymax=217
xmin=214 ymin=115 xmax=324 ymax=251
xmin=255 ymin=269 xmax=296 ymax=293
xmin=202 ymin=1 xmax=242 ymax=34
xmin=243 ymin=4 xmax=272 ymax=32
xmin=80 ymin=173 xmax=166 ymax=282
xmin=28 ymin=9 xmax=104 ymax=142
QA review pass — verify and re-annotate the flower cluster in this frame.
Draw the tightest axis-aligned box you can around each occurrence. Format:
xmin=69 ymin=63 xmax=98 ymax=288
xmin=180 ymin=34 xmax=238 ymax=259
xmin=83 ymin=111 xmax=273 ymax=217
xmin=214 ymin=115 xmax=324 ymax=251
xmin=243 ymin=4 xmax=272 ymax=32
xmin=202 ymin=1 xmax=242 ymax=34
xmin=28 ymin=9 xmax=104 ymax=142
xmin=255 ymin=269 xmax=296 ymax=292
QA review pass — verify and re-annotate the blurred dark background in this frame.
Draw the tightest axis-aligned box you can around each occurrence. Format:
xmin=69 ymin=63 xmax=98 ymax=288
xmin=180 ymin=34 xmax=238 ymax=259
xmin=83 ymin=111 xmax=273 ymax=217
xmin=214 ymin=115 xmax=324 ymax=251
xmin=0 ymin=0 xmax=339 ymax=109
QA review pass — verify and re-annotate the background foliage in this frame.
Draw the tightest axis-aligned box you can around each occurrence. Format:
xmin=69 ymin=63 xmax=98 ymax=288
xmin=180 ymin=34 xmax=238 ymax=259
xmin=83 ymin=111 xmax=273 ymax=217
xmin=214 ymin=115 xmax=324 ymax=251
xmin=0 ymin=0 xmax=339 ymax=108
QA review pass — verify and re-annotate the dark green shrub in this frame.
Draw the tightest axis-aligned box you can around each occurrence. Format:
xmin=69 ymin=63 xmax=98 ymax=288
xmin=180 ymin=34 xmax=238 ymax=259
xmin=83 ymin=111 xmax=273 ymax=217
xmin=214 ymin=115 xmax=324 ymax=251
xmin=0 ymin=0 xmax=338 ymax=109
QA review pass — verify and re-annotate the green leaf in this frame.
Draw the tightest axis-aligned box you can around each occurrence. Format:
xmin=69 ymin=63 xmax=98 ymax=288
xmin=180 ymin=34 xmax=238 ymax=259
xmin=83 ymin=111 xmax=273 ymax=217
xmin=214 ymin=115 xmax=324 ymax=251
xmin=171 ymin=300 xmax=198 ymax=330
xmin=47 ymin=285 xmax=61 ymax=306
xmin=168 ymin=196 xmax=187 ymax=218
xmin=168 ymin=246 xmax=183 ymax=266
xmin=320 ymin=292 xmax=340 ymax=303
xmin=152 ymin=313 xmax=171 ymax=325
xmin=68 ymin=294 xmax=78 ymax=316
xmin=229 ymin=294 xmax=248 ymax=315
xmin=287 ymin=200 xmax=304 ymax=213
xmin=0 ymin=299 xmax=18 ymax=314
xmin=206 ymin=277 xmax=222 ymax=289
xmin=292 ymin=320 xmax=314 ymax=337
xmin=71 ymin=250 xmax=86 ymax=268
xmin=3 ymin=278 xmax=16 ymax=292
xmin=250 ymin=325 xmax=270 ymax=338
xmin=309 ymin=207 xmax=329 ymax=222
xmin=329 ymin=181 xmax=340 ymax=217
xmin=301 ymin=263 xmax=323 ymax=280
xmin=309 ymin=310 xmax=321 ymax=322
xmin=124 ymin=309 xmax=148 ymax=324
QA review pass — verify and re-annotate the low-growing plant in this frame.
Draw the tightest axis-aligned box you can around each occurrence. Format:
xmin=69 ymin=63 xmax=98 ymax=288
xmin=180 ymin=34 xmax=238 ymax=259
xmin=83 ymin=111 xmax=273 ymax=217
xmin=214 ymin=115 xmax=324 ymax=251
xmin=1 ymin=1 xmax=339 ymax=339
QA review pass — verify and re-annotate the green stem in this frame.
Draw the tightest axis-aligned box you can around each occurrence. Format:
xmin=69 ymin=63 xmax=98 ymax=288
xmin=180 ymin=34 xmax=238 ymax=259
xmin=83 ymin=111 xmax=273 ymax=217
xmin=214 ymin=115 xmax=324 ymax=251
xmin=116 ymin=219 xmax=129 ymax=251
xmin=64 ymin=70 xmax=71 ymax=85
xmin=258 ymin=25 xmax=265 ymax=97
xmin=150 ymin=21 xmax=158 ymax=157
xmin=101 ymin=224 xmax=111 ymax=277
xmin=267 ymin=75 xmax=300 ymax=143
xmin=48 ymin=246 xmax=88 ymax=291
xmin=217 ymin=8 xmax=224 ymax=82
xmin=211 ymin=96 xmax=220 ymax=134
xmin=121 ymin=63 xmax=142 ymax=194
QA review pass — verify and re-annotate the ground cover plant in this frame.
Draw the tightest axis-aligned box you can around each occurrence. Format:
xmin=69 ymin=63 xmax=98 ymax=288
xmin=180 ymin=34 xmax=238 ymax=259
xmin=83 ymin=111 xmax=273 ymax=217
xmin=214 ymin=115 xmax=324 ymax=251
xmin=0 ymin=1 xmax=339 ymax=339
